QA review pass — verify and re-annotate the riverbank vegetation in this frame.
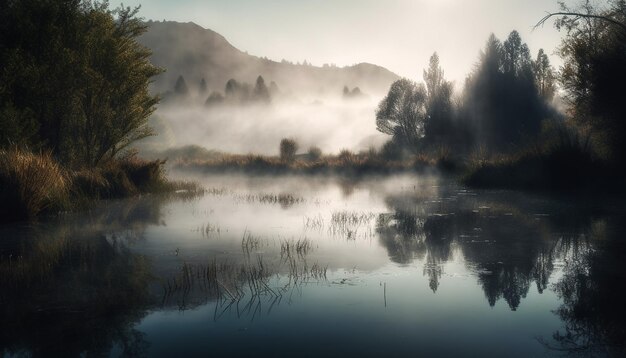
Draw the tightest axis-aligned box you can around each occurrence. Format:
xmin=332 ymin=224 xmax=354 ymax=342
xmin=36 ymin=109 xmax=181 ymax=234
xmin=2 ymin=0 xmax=624 ymax=222
xmin=173 ymin=143 xmax=458 ymax=176
xmin=0 ymin=1 xmax=191 ymax=221
xmin=0 ymin=148 xmax=196 ymax=221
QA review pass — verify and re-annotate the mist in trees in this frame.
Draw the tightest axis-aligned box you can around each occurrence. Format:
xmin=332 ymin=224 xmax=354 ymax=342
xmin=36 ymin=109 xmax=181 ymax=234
xmin=174 ymin=75 xmax=189 ymax=96
xmin=376 ymin=31 xmax=558 ymax=156
xmin=253 ymin=76 xmax=271 ymax=103
xmin=422 ymin=53 xmax=456 ymax=148
xmin=343 ymin=86 xmax=365 ymax=99
xmin=460 ymin=30 xmax=554 ymax=152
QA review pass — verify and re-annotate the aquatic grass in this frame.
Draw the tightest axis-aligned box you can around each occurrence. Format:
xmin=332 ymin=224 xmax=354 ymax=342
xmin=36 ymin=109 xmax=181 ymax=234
xmin=329 ymin=211 xmax=377 ymax=240
xmin=241 ymin=230 xmax=263 ymax=254
xmin=195 ymin=222 xmax=221 ymax=238
xmin=233 ymin=192 xmax=305 ymax=207
xmin=161 ymin=253 xmax=329 ymax=314
xmin=303 ymin=214 xmax=324 ymax=231
xmin=280 ymin=238 xmax=314 ymax=259
xmin=205 ymin=187 xmax=231 ymax=196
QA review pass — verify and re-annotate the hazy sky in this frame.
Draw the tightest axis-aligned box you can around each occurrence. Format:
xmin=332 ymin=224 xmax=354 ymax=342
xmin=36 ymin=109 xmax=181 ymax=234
xmin=120 ymin=0 xmax=581 ymax=84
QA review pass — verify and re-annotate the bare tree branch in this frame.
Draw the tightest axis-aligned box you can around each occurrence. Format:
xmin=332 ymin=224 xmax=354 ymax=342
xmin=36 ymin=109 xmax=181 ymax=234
xmin=534 ymin=12 xmax=626 ymax=32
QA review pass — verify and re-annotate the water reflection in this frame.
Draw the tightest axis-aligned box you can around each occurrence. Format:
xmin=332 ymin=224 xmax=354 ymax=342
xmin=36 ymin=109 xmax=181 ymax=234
xmin=376 ymin=184 xmax=626 ymax=354
xmin=550 ymin=218 xmax=626 ymax=356
xmin=376 ymin=189 xmax=600 ymax=311
xmin=0 ymin=195 xmax=189 ymax=356
xmin=0 ymin=175 xmax=624 ymax=356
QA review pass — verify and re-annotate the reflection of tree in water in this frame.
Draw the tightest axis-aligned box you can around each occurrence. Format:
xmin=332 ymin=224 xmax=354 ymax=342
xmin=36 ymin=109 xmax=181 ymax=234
xmin=376 ymin=209 xmax=426 ymax=265
xmin=0 ymin=197 xmax=173 ymax=357
xmin=378 ymin=191 xmax=560 ymax=309
xmin=378 ymin=188 xmax=626 ymax=353
xmin=460 ymin=211 xmax=555 ymax=310
xmin=548 ymin=218 xmax=626 ymax=356
xmin=376 ymin=196 xmax=454 ymax=292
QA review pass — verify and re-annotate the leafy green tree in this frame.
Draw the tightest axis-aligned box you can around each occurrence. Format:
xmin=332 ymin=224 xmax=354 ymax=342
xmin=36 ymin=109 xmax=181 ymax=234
xmin=0 ymin=0 xmax=162 ymax=167
xmin=376 ymin=79 xmax=427 ymax=150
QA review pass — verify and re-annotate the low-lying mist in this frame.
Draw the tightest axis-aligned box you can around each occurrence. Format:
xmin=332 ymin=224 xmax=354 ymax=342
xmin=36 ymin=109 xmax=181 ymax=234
xmin=140 ymin=97 xmax=388 ymax=156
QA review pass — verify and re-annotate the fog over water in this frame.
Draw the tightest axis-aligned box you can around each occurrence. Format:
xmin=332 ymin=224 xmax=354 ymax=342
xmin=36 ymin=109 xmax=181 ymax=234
xmin=146 ymin=97 xmax=388 ymax=155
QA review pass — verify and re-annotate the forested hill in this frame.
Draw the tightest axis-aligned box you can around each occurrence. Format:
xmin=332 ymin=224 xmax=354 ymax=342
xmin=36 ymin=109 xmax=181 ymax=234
xmin=139 ymin=21 xmax=400 ymax=96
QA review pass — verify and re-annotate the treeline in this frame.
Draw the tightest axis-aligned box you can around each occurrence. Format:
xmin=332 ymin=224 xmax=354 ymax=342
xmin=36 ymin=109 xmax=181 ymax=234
xmin=165 ymin=74 xmax=280 ymax=106
xmin=377 ymin=0 xmax=626 ymax=192
xmin=377 ymin=30 xmax=557 ymax=157
xmin=166 ymin=74 xmax=366 ymax=105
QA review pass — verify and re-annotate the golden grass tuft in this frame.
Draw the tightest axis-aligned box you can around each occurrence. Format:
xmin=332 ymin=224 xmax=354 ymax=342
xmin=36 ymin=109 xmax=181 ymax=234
xmin=0 ymin=148 xmax=69 ymax=219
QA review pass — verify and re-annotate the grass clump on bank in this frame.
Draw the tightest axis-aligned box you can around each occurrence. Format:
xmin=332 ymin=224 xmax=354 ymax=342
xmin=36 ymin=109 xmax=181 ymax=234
xmin=0 ymin=149 xmax=69 ymax=220
xmin=0 ymin=148 xmax=196 ymax=222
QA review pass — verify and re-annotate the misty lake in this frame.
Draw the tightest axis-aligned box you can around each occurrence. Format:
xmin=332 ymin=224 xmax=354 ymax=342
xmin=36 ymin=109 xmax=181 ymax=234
xmin=1 ymin=173 xmax=624 ymax=357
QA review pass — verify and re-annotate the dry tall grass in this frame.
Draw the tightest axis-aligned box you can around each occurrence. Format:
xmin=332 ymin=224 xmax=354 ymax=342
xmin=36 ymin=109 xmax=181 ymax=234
xmin=0 ymin=149 xmax=186 ymax=221
xmin=0 ymin=149 xmax=68 ymax=219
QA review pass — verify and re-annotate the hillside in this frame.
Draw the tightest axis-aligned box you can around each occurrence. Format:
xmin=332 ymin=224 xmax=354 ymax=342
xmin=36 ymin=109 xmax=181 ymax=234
xmin=139 ymin=21 xmax=400 ymax=97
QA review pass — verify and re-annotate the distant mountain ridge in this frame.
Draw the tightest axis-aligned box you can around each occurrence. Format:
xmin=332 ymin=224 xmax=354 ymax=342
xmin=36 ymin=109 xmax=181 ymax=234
xmin=139 ymin=21 xmax=400 ymax=97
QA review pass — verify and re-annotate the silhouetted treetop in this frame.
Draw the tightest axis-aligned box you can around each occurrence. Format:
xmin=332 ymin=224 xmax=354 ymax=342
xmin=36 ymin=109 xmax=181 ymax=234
xmin=253 ymin=75 xmax=271 ymax=103
xmin=174 ymin=75 xmax=189 ymax=95
xmin=502 ymin=30 xmax=533 ymax=78
xmin=533 ymin=49 xmax=556 ymax=101
xmin=423 ymin=52 xmax=454 ymax=147
xmin=461 ymin=30 xmax=552 ymax=152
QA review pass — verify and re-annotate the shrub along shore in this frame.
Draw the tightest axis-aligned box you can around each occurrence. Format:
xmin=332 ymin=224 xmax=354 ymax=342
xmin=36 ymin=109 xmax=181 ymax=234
xmin=171 ymin=149 xmax=460 ymax=177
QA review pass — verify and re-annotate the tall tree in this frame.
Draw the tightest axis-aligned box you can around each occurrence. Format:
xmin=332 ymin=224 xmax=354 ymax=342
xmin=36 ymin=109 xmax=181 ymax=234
xmin=462 ymin=31 xmax=550 ymax=152
xmin=533 ymin=49 xmax=556 ymax=101
xmin=0 ymin=0 xmax=162 ymax=166
xmin=376 ymin=79 xmax=428 ymax=150
xmin=502 ymin=30 xmax=533 ymax=78
xmin=423 ymin=52 xmax=454 ymax=146
xmin=551 ymin=0 xmax=626 ymax=162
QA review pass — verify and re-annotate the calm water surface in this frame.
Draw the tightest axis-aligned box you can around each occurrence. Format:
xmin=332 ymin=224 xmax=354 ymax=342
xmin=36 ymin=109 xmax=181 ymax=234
xmin=1 ymin=174 xmax=624 ymax=357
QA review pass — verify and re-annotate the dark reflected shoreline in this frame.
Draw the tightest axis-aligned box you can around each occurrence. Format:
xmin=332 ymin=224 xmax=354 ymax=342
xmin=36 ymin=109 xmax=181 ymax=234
xmin=1 ymin=175 xmax=624 ymax=356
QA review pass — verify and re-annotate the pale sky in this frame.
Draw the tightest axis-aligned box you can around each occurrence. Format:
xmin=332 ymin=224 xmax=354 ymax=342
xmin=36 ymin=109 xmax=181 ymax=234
xmin=120 ymin=0 xmax=582 ymax=84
